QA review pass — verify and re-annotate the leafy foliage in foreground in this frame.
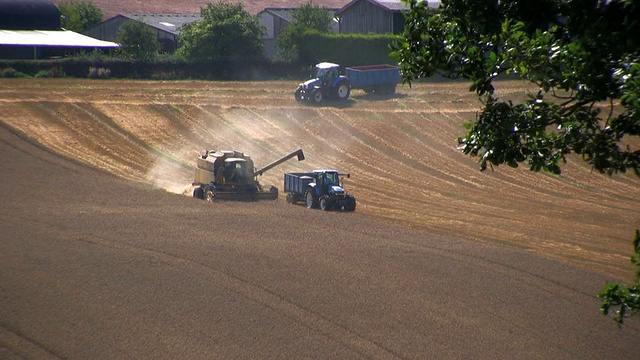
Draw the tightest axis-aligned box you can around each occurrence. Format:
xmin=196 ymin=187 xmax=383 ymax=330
xmin=392 ymin=0 xmax=640 ymax=325
xmin=392 ymin=0 xmax=639 ymax=176
xmin=599 ymin=230 xmax=640 ymax=326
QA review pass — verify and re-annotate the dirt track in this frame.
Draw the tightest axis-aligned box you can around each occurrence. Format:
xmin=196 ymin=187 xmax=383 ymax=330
xmin=1 ymin=79 xmax=639 ymax=358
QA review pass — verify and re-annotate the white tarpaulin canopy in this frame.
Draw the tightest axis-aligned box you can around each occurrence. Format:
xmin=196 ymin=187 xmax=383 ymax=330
xmin=0 ymin=29 xmax=119 ymax=47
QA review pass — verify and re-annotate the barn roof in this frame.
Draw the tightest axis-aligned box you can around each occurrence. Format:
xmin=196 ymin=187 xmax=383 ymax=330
xmin=49 ymin=0 xmax=351 ymax=18
xmin=0 ymin=0 xmax=61 ymax=30
xmin=122 ymin=14 xmax=202 ymax=35
xmin=337 ymin=0 xmax=440 ymax=15
xmin=0 ymin=29 xmax=119 ymax=47
xmin=258 ymin=8 xmax=297 ymax=23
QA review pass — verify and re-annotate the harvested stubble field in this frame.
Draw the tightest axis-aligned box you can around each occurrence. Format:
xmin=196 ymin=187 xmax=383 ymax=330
xmin=2 ymin=78 xmax=637 ymax=278
xmin=1 ymin=78 xmax=639 ymax=358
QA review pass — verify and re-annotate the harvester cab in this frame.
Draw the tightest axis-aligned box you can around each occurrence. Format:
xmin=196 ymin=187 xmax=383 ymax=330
xmin=192 ymin=149 xmax=304 ymax=202
xmin=219 ymin=157 xmax=251 ymax=184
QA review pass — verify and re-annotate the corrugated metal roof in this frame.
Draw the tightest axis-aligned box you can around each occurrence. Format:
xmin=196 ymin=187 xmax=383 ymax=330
xmin=123 ymin=14 xmax=201 ymax=34
xmin=337 ymin=0 xmax=441 ymax=15
xmin=259 ymin=7 xmax=340 ymax=23
xmin=0 ymin=30 xmax=119 ymax=47
xmin=373 ymin=0 xmax=410 ymax=11
xmin=259 ymin=8 xmax=296 ymax=23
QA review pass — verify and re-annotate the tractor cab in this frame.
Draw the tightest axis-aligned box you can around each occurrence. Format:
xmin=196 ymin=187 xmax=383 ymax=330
xmin=315 ymin=62 xmax=340 ymax=85
xmin=313 ymin=170 xmax=348 ymax=196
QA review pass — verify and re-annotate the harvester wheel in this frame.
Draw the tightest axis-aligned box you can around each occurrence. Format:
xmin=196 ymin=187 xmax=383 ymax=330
xmin=270 ymin=186 xmax=278 ymax=200
xmin=336 ymin=81 xmax=351 ymax=100
xmin=319 ymin=195 xmax=331 ymax=211
xmin=193 ymin=187 xmax=204 ymax=199
xmin=205 ymin=186 xmax=216 ymax=202
xmin=305 ymin=189 xmax=318 ymax=209
xmin=311 ymin=89 xmax=323 ymax=104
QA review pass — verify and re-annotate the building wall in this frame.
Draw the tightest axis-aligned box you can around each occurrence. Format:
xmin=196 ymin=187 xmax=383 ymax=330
xmin=83 ymin=16 xmax=178 ymax=53
xmin=83 ymin=15 xmax=128 ymax=42
xmin=339 ymin=0 xmax=397 ymax=34
xmin=259 ymin=12 xmax=275 ymax=38
xmin=258 ymin=10 xmax=293 ymax=58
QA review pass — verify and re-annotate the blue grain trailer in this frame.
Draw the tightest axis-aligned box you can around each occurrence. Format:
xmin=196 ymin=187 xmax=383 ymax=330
xmin=295 ymin=62 xmax=400 ymax=104
xmin=345 ymin=64 xmax=401 ymax=95
xmin=284 ymin=170 xmax=356 ymax=211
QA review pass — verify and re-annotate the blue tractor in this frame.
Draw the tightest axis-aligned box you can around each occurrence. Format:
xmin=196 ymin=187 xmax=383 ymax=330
xmin=284 ymin=170 xmax=356 ymax=211
xmin=294 ymin=62 xmax=351 ymax=104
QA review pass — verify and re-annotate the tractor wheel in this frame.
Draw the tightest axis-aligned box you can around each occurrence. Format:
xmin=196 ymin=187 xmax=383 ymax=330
xmin=311 ymin=89 xmax=323 ymax=104
xmin=336 ymin=81 xmax=351 ymax=100
xmin=205 ymin=185 xmax=216 ymax=202
xmin=305 ymin=188 xmax=318 ymax=209
xmin=193 ymin=187 xmax=204 ymax=199
xmin=346 ymin=196 xmax=356 ymax=212
xmin=319 ymin=195 xmax=331 ymax=211
xmin=295 ymin=88 xmax=304 ymax=102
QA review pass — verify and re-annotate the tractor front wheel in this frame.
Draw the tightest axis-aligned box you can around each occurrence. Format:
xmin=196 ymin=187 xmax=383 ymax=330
xmin=319 ymin=195 xmax=331 ymax=211
xmin=311 ymin=89 xmax=323 ymax=104
xmin=346 ymin=196 xmax=356 ymax=211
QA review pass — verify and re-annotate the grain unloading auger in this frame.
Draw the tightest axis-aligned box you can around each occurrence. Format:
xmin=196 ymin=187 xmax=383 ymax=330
xmin=192 ymin=149 xmax=305 ymax=202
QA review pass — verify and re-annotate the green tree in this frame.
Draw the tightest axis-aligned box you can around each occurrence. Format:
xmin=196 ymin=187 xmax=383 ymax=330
xmin=58 ymin=0 xmax=103 ymax=32
xmin=177 ymin=1 xmax=265 ymax=61
xmin=116 ymin=20 xmax=161 ymax=61
xmin=276 ymin=2 xmax=333 ymax=61
xmin=392 ymin=0 xmax=640 ymax=324
xmin=599 ymin=230 xmax=640 ymax=326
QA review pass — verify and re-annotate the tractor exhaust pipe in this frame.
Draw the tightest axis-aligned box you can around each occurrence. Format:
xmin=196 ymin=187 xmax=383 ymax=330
xmin=253 ymin=149 xmax=305 ymax=177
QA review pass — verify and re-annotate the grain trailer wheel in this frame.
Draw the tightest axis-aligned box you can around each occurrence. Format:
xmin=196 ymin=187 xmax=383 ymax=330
xmin=305 ymin=188 xmax=318 ymax=209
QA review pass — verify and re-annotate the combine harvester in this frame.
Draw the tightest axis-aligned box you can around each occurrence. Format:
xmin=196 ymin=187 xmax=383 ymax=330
xmin=284 ymin=170 xmax=356 ymax=211
xmin=192 ymin=149 xmax=305 ymax=202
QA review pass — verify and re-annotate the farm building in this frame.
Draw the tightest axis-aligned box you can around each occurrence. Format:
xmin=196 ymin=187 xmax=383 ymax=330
xmin=258 ymin=7 xmax=340 ymax=58
xmin=84 ymin=6 xmax=343 ymax=58
xmin=83 ymin=14 xmax=200 ymax=53
xmin=336 ymin=0 xmax=440 ymax=34
xmin=0 ymin=0 xmax=118 ymax=59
